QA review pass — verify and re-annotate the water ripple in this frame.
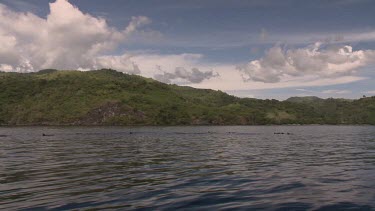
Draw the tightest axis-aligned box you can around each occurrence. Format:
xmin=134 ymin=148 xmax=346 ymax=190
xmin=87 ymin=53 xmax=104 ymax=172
xmin=0 ymin=126 xmax=374 ymax=210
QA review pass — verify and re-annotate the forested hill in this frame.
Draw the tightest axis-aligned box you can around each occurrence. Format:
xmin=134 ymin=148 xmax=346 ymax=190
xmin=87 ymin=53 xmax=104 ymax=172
xmin=0 ymin=69 xmax=374 ymax=126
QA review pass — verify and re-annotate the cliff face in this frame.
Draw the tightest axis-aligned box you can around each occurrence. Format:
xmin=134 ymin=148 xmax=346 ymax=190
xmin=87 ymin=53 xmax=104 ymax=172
xmin=0 ymin=69 xmax=374 ymax=126
xmin=73 ymin=101 xmax=146 ymax=125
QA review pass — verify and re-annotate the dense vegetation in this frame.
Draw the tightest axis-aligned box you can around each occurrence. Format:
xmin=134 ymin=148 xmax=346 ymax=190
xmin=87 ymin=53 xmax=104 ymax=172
xmin=0 ymin=69 xmax=374 ymax=125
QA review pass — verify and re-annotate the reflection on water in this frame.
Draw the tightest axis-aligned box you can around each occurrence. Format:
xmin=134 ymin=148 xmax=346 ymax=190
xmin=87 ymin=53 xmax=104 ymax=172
xmin=0 ymin=126 xmax=374 ymax=210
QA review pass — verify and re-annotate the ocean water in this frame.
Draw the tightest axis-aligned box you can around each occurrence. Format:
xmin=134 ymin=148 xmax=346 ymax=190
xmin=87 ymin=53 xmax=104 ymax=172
xmin=0 ymin=126 xmax=374 ymax=210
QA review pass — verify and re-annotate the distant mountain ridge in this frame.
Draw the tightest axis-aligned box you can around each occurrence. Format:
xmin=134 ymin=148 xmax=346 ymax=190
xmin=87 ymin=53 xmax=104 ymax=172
xmin=286 ymin=96 xmax=324 ymax=103
xmin=0 ymin=69 xmax=374 ymax=125
xmin=286 ymin=96 xmax=353 ymax=103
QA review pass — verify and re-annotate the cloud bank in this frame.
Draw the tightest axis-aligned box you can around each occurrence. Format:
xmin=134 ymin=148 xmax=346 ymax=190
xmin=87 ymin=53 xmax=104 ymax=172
xmin=154 ymin=67 xmax=219 ymax=84
xmin=238 ymin=42 xmax=375 ymax=83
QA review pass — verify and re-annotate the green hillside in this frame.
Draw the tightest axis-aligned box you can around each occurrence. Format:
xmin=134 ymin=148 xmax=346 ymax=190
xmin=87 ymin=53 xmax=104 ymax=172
xmin=0 ymin=69 xmax=374 ymax=125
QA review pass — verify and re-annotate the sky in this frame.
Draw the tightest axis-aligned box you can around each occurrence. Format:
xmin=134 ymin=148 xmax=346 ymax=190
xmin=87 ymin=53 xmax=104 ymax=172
xmin=0 ymin=0 xmax=375 ymax=100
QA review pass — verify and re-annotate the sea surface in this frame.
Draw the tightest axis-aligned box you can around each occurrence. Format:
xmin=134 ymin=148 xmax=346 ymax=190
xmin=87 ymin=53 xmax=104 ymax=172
xmin=0 ymin=126 xmax=374 ymax=210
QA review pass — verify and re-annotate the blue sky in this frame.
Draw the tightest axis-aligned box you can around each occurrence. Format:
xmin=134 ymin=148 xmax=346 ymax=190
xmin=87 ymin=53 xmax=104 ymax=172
xmin=0 ymin=0 xmax=375 ymax=99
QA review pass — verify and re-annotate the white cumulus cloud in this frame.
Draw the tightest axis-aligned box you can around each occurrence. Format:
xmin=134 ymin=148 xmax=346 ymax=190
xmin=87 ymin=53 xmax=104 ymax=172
xmin=0 ymin=0 xmax=219 ymax=85
xmin=129 ymin=53 xmax=219 ymax=84
xmin=0 ymin=0 xmax=149 ymax=73
xmin=237 ymin=42 xmax=375 ymax=83
xmin=154 ymin=67 xmax=219 ymax=84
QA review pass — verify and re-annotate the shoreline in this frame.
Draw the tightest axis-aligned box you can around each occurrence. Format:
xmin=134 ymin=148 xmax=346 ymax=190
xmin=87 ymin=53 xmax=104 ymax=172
xmin=1 ymin=124 xmax=374 ymax=127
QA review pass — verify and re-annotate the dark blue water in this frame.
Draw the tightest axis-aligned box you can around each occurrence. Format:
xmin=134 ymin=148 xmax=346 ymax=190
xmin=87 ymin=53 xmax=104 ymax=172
xmin=0 ymin=126 xmax=374 ymax=210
